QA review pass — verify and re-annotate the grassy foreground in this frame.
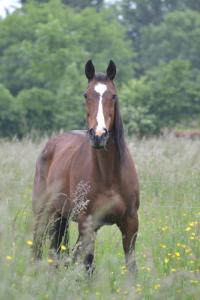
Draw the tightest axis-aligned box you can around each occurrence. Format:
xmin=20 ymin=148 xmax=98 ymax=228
xmin=0 ymin=136 xmax=199 ymax=300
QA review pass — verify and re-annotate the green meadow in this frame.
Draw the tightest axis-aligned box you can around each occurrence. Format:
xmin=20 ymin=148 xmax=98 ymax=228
xmin=0 ymin=136 xmax=199 ymax=300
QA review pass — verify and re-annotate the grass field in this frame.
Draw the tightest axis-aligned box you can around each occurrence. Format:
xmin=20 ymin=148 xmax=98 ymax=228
xmin=0 ymin=136 xmax=199 ymax=300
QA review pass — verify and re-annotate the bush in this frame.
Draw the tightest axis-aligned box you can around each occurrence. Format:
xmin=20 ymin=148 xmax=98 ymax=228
xmin=120 ymin=60 xmax=200 ymax=135
xmin=16 ymin=88 xmax=56 ymax=134
xmin=0 ymin=84 xmax=23 ymax=137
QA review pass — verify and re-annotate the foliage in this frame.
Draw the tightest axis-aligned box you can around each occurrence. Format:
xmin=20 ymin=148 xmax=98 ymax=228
xmin=21 ymin=0 xmax=104 ymax=10
xmin=0 ymin=84 xmax=23 ymax=137
xmin=140 ymin=10 xmax=200 ymax=70
xmin=17 ymin=88 xmax=56 ymax=134
xmin=55 ymin=63 xmax=86 ymax=130
xmin=0 ymin=1 xmax=134 ymax=135
xmin=0 ymin=0 xmax=199 ymax=137
xmin=120 ymin=60 xmax=200 ymax=135
xmin=119 ymin=1 xmax=200 ymax=74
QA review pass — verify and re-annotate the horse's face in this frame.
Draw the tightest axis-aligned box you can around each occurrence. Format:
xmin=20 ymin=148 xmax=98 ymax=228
xmin=84 ymin=60 xmax=117 ymax=149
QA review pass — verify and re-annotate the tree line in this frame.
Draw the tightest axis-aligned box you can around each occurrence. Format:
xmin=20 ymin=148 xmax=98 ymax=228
xmin=0 ymin=0 xmax=200 ymax=137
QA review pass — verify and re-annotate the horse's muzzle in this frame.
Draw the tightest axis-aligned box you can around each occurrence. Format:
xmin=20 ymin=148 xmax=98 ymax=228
xmin=88 ymin=128 xmax=109 ymax=149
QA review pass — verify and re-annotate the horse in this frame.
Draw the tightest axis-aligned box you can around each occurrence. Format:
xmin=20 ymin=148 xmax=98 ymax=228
xmin=32 ymin=60 xmax=140 ymax=275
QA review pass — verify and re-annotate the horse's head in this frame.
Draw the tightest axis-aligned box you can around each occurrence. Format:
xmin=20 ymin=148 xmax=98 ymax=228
xmin=84 ymin=60 xmax=117 ymax=149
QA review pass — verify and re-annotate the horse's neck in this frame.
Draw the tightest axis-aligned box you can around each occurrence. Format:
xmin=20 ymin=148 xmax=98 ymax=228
xmin=91 ymin=142 xmax=121 ymax=185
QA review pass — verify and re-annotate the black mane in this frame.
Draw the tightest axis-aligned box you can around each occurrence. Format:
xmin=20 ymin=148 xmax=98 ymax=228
xmin=114 ymin=97 xmax=126 ymax=162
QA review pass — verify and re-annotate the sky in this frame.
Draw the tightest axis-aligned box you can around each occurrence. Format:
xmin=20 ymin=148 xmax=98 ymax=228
xmin=0 ymin=0 xmax=21 ymax=18
xmin=0 ymin=0 xmax=118 ymax=18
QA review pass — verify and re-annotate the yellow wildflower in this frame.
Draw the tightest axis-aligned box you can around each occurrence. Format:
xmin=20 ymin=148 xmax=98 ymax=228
xmin=190 ymin=280 xmax=198 ymax=284
xmin=185 ymin=248 xmax=192 ymax=254
xmin=185 ymin=227 xmax=191 ymax=232
xmin=61 ymin=245 xmax=67 ymax=251
xmin=26 ymin=240 xmax=33 ymax=246
xmin=136 ymin=287 xmax=142 ymax=293
xmin=6 ymin=255 xmax=13 ymax=261
xmin=190 ymin=260 xmax=195 ymax=264
xmin=189 ymin=221 xmax=198 ymax=227
xmin=161 ymin=226 xmax=168 ymax=232
xmin=121 ymin=270 xmax=126 ymax=275
xmin=160 ymin=243 xmax=166 ymax=248
xmin=171 ymin=268 xmax=176 ymax=272
xmin=175 ymin=252 xmax=180 ymax=257
xmin=154 ymin=284 xmax=160 ymax=290
xmin=47 ymin=258 xmax=54 ymax=264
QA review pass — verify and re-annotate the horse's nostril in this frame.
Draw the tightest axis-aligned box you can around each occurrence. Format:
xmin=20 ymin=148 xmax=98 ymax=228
xmin=103 ymin=128 xmax=108 ymax=136
xmin=88 ymin=128 xmax=95 ymax=137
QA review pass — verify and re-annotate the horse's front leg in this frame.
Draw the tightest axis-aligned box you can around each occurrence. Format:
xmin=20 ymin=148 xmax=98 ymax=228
xmin=118 ymin=211 xmax=139 ymax=276
xmin=73 ymin=216 xmax=96 ymax=275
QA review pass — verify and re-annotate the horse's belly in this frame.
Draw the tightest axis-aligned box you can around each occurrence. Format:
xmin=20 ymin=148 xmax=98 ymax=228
xmin=90 ymin=191 xmax=126 ymax=225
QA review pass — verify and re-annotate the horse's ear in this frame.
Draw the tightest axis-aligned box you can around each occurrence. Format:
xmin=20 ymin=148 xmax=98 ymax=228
xmin=85 ymin=60 xmax=95 ymax=81
xmin=106 ymin=60 xmax=116 ymax=80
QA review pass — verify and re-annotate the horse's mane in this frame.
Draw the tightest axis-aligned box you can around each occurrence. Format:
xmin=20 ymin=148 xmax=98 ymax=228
xmin=114 ymin=97 xmax=126 ymax=162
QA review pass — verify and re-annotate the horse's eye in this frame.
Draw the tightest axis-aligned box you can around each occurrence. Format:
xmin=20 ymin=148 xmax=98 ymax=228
xmin=83 ymin=92 xmax=87 ymax=99
xmin=112 ymin=94 xmax=117 ymax=100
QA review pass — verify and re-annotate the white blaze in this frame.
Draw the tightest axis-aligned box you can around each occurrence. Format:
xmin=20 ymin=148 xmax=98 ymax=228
xmin=94 ymin=83 xmax=107 ymax=132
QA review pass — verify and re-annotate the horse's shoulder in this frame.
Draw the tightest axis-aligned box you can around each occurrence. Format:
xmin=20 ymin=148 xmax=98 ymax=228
xmin=43 ymin=130 xmax=87 ymax=147
xmin=43 ymin=131 xmax=88 ymax=159
xmin=57 ymin=130 xmax=88 ymax=143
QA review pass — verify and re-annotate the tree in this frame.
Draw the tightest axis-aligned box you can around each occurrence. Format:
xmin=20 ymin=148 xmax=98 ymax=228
xmin=120 ymin=60 xmax=200 ymax=135
xmin=119 ymin=0 xmax=200 ymax=74
xmin=0 ymin=85 xmax=23 ymax=137
xmin=0 ymin=2 xmax=134 ymax=95
xmin=0 ymin=1 xmax=135 ymax=136
xmin=55 ymin=63 xmax=86 ymax=130
xmin=20 ymin=0 xmax=104 ymax=10
xmin=16 ymin=88 xmax=56 ymax=134
xmin=140 ymin=10 xmax=200 ymax=70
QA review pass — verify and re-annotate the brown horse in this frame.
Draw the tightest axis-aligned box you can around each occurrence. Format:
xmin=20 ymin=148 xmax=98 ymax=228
xmin=32 ymin=60 xmax=139 ymax=274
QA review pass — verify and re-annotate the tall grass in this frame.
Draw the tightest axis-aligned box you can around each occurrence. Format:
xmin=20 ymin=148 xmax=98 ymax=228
xmin=0 ymin=136 xmax=199 ymax=299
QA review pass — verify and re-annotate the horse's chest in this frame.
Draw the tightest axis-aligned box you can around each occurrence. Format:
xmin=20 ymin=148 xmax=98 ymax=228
xmin=89 ymin=190 xmax=126 ymax=224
